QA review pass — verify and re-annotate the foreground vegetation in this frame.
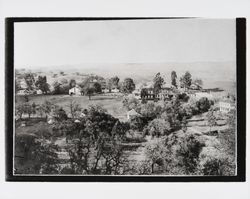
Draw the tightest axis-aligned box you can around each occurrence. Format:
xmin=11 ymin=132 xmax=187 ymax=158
xmin=15 ymin=95 xmax=236 ymax=175
xmin=14 ymin=70 xmax=236 ymax=175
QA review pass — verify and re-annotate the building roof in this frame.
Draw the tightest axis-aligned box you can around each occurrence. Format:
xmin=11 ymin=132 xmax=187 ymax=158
xmin=69 ymin=86 xmax=81 ymax=91
xmin=127 ymin=109 xmax=141 ymax=116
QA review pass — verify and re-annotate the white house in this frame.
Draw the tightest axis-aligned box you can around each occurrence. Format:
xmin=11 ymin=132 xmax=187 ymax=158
xmin=102 ymin=88 xmax=109 ymax=93
xmin=69 ymin=86 xmax=81 ymax=95
xmin=127 ymin=109 xmax=141 ymax=120
xmin=111 ymin=88 xmax=120 ymax=93
xmin=219 ymin=99 xmax=235 ymax=113
xmin=36 ymin=89 xmax=43 ymax=95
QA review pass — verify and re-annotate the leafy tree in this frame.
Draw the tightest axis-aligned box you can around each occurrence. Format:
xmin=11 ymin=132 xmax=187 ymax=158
xmin=181 ymin=116 xmax=188 ymax=133
xmin=180 ymin=71 xmax=192 ymax=89
xmin=36 ymin=105 xmax=44 ymax=118
xmin=181 ymin=103 xmax=194 ymax=119
xmin=69 ymin=79 xmax=76 ymax=89
xmin=23 ymin=103 xmax=33 ymax=119
xmin=35 ymin=76 xmax=50 ymax=94
xmin=61 ymin=105 xmax=126 ymax=174
xmin=171 ymin=71 xmax=177 ymax=88
xmin=31 ymin=102 xmax=37 ymax=116
xmin=199 ymin=147 xmax=235 ymax=176
xmin=193 ymin=79 xmax=203 ymax=88
xmin=42 ymin=100 xmax=54 ymax=119
xmin=85 ymin=105 xmax=118 ymax=138
xmin=122 ymin=96 xmax=140 ymax=111
xmin=130 ymin=116 xmax=147 ymax=131
xmin=144 ymin=139 xmax=167 ymax=173
xmin=206 ymin=108 xmax=217 ymax=133
xmin=144 ymin=118 xmax=171 ymax=137
xmin=140 ymin=88 xmax=148 ymax=103
xmin=66 ymin=136 xmax=92 ymax=174
xmin=85 ymin=87 xmax=95 ymax=100
xmin=68 ymin=100 xmax=81 ymax=119
xmin=121 ymin=78 xmax=135 ymax=94
xmin=109 ymin=76 xmax=120 ymax=89
xmin=176 ymin=92 xmax=189 ymax=102
xmin=16 ymin=104 xmax=25 ymax=119
xmin=140 ymin=101 xmax=162 ymax=121
xmin=196 ymin=97 xmax=213 ymax=113
xmin=53 ymin=107 xmax=68 ymax=121
xmin=61 ymin=84 xmax=70 ymax=94
xmin=24 ymin=95 xmax=29 ymax=102
xmin=15 ymin=133 xmax=59 ymax=174
xmin=93 ymin=82 xmax=102 ymax=94
xmin=53 ymin=119 xmax=82 ymax=143
xmin=24 ymin=73 xmax=35 ymax=91
xmin=153 ymin=72 xmax=164 ymax=94
xmin=176 ymin=134 xmax=205 ymax=174
xmin=52 ymin=81 xmax=62 ymax=94
xmin=160 ymin=99 xmax=183 ymax=131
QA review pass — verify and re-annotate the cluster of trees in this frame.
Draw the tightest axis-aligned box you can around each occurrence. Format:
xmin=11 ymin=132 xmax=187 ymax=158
xmin=141 ymin=71 xmax=203 ymax=103
xmin=15 ymin=104 xmax=131 ymax=175
xmin=107 ymin=76 xmax=120 ymax=91
xmin=170 ymin=71 xmax=203 ymax=90
xmin=127 ymin=130 xmax=234 ymax=175
xmin=16 ymin=73 xmax=51 ymax=94
xmin=123 ymin=95 xmax=214 ymax=137
xmin=15 ymin=100 xmax=69 ymax=121
xmin=16 ymin=103 xmax=37 ymax=119
xmin=15 ymin=95 xmax=234 ymax=175
xmin=35 ymin=76 xmax=50 ymax=94
xmin=17 ymin=70 xmax=138 ymax=98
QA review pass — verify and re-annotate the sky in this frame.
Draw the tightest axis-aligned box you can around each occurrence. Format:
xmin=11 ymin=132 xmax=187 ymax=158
xmin=14 ymin=18 xmax=236 ymax=69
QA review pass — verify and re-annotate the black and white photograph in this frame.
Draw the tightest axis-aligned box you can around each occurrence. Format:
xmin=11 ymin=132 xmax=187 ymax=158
xmin=7 ymin=18 xmax=245 ymax=180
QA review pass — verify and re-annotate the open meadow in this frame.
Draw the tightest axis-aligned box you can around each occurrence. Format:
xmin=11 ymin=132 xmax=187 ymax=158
xmin=16 ymin=94 xmax=128 ymax=121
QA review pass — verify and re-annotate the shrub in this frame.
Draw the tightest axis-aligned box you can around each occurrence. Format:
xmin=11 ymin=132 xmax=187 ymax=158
xmin=15 ymin=133 xmax=59 ymax=174
xmin=143 ymin=118 xmax=171 ymax=137
xmin=144 ymin=139 xmax=168 ymax=173
xmin=176 ymin=134 xmax=205 ymax=174
xmin=130 ymin=116 xmax=147 ymax=131
xmin=122 ymin=96 xmax=140 ymax=111
xmin=199 ymin=147 xmax=235 ymax=176
xmin=196 ymin=97 xmax=214 ymax=113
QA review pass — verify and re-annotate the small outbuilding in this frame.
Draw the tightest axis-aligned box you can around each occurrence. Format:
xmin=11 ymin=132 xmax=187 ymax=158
xmin=127 ymin=109 xmax=141 ymax=120
xmin=219 ymin=99 xmax=235 ymax=113
xmin=69 ymin=86 xmax=81 ymax=95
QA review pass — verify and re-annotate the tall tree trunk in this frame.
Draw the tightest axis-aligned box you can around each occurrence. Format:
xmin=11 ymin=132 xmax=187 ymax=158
xmin=151 ymin=163 xmax=154 ymax=174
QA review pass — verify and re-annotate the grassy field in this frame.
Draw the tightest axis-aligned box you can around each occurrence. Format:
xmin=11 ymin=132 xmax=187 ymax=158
xmin=16 ymin=94 xmax=128 ymax=121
